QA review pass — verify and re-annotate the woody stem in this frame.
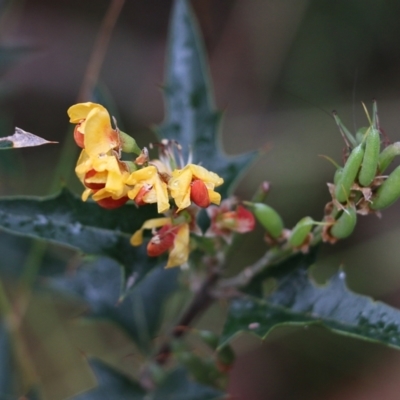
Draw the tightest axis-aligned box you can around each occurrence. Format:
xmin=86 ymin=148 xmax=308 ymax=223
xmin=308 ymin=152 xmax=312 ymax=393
xmin=155 ymin=268 xmax=220 ymax=365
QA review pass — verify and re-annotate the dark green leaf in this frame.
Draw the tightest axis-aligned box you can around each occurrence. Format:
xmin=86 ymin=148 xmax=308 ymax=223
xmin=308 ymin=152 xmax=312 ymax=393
xmin=158 ymin=0 xmax=255 ymax=196
xmin=0 ymin=188 xmax=159 ymax=292
xmin=50 ymin=258 xmax=179 ymax=348
xmin=72 ymin=359 xmax=146 ymax=400
xmin=152 ymin=367 xmax=225 ymax=400
xmin=221 ymin=267 xmax=400 ymax=349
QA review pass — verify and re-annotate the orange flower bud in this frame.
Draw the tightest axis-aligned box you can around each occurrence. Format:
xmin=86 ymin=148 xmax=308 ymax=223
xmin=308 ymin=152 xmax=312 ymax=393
xmin=190 ymin=179 xmax=210 ymax=208
xmin=96 ymin=196 xmax=129 ymax=209
xmin=73 ymin=124 xmax=85 ymax=148
xmin=147 ymin=225 xmax=178 ymax=257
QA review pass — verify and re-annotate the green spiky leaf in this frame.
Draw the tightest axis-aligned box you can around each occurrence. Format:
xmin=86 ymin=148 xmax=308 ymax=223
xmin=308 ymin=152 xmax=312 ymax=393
xmin=221 ymin=266 xmax=400 ymax=349
xmin=158 ymin=0 xmax=256 ymax=196
xmin=50 ymin=258 xmax=179 ymax=349
xmin=0 ymin=188 xmax=159 ymax=293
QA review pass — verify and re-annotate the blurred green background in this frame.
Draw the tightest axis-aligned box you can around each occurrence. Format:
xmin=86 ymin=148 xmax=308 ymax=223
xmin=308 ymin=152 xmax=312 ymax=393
xmin=2 ymin=0 xmax=400 ymax=399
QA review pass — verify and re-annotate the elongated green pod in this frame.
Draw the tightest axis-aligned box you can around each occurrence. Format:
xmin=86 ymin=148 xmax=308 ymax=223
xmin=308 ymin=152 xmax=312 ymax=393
xmin=288 ymin=216 xmax=314 ymax=247
xmin=356 ymin=127 xmax=368 ymax=145
xmin=333 ymin=168 xmax=343 ymax=185
xmin=330 ymin=206 xmax=357 ymax=239
xmin=246 ymin=202 xmax=284 ymax=239
xmin=371 ymin=165 xmax=400 ymax=210
xmin=378 ymin=142 xmax=400 ymax=173
xmin=358 ymin=127 xmax=380 ymax=186
xmin=335 ymin=144 xmax=364 ymax=203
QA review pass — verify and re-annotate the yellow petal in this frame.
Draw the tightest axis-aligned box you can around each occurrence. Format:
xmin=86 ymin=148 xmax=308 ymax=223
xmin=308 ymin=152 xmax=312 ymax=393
xmin=75 ymin=150 xmax=92 ymax=181
xmin=169 ymin=168 xmax=192 ymax=210
xmin=208 ymin=189 xmax=221 ymax=205
xmin=104 ymin=170 xmax=127 ymax=197
xmin=81 ymin=188 xmax=92 ymax=201
xmin=154 ymin=177 xmax=170 ymax=213
xmin=125 ymin=166 xmax=157 ymax=185
xmin=127 ymin=185 xmax=141 ymax=200
xmin=67 ymin=102 xmax=101 ymax=123
xmin=84 ymin=107 xmax=119 ymax=155
xmin=166 ymin=224 xmax=190 ymax=268
xmin=85 ymin=170 xmax=107 ymax=184
xmin=130 ymin=217 xmax=171 ymax=246
xmin=188 ymin=164 xmax=223 ymax=186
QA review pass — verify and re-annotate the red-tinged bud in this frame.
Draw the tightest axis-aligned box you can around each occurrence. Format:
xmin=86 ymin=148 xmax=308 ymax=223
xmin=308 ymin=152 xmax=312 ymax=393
xmin=235 ymin=205 xmax=256 ymax=233
xmin=190 ymin=179 xmax=210 ymax=208
xmin=147 ymin=224 xmax=178 ymax=257
xmin=134 ymin=184 xmax=152 ymax=206
xmin=96 ymin=196 xmax=129 ymax=209
xmin=84 ymin=169 xmax=106 ymax=190
xmin=73 ymin=124 xmax=85 ymax=148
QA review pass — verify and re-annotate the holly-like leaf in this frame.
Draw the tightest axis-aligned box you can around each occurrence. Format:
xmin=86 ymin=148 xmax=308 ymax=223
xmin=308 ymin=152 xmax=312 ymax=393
xmin=0 ymin=188 xmax=159 ymax=292
xmin=0 ymin=128 xmax=57 ymax=149
xmin=50 ymin=257 xmax=179 ymax=349
xmin=221 ymin=267 xmax=400 ymax=349
xmin=72 ymin=359 xmax=146 ymax=400
xmin=158 ymin=0 xmax=256 ymax=196
xmin=152 ymin=367 xmax=225 ymax=400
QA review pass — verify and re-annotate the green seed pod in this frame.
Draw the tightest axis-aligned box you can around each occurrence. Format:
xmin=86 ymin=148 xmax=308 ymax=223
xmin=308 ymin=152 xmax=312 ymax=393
xmin=356 ymin=127 xmax=368 ymax=145
xmin=246 ymin=202 xmax=284 ymax=239
xmin=330 ymin=206 xmax=357 ymax=239
xmin=371 ymin=165 xmax=400 ymax=210
xmin=333 ymin=168 xmax=343 ymax=185
xmin=335 ymin=144 xmax=364 ymax=203
xmin=378 ymin=142 xmax=400 ymax=174
xmin=288 ymin=216 xmax=314 ymax=247
xmin=358 ymin=127 xmax=380 ymax=186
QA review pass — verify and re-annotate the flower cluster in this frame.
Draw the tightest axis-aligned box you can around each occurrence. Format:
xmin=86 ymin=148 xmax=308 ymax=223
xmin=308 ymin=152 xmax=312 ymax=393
xmin=68 ymin=102 xmax=255 ymax=267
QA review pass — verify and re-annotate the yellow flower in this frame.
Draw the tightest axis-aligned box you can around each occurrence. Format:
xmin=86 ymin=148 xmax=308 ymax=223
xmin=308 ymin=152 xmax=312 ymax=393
xmin=168 ymin=164 xmax=223 ymax=211
xmin=68 ymin=102 xmax=120 ymax=155
xmin=131 ymin=217 xmax=190 ymax=268
xmin=126 ymin=166 xmax=170 ymax=214
xmin=75 ymin=149 xmax=130 ymax=208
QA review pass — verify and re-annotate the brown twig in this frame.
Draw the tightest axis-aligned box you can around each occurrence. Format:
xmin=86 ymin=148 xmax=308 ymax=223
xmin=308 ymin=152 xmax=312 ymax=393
xmin=155 ymin=268 xmax=221 ymax=365
xmin=78 ymin=0 xmax=126 ymax=102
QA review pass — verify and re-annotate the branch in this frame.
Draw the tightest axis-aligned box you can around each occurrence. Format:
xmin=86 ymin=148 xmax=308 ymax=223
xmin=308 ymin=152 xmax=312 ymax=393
xmin=155 ymin=268 xmax=220 ymax=365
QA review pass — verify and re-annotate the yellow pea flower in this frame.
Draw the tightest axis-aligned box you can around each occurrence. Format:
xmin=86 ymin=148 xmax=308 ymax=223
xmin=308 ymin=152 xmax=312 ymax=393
xmin=126 ymin=165 xmax=170 ymax=214
xmin=68 ymin=102 xmax=120 ymax=155
xmin=131 ymin=217 xmax=190 ymax=268
xmin=168 ymin=164 xmax=223 ymax=211
xmin=75 ymin=150 xmax=130 ymax=209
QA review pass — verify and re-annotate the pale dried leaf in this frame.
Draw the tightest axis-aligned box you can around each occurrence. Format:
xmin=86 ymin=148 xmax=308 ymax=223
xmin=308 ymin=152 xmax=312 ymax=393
xmin=0 ymin=127 xmax=57 ymax=149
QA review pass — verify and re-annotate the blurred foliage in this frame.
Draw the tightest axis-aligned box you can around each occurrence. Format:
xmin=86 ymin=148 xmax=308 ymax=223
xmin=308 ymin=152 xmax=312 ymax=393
xmin=1 ymin=1 xmax=400 ymax=400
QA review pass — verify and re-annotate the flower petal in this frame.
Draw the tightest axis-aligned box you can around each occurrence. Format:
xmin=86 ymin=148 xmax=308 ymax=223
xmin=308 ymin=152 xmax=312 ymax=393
xmin=169 ymin=168 xmax=192 ymax=211
xmin=188 ymin=164 xmax=223 ymax=186
xmin=67 ymin=102 xmax=100 ymax=123
xmin=84 ymin=107 xmax=119 ymax=155
xmin=130 ymin=217 xmax=171 ymax=246
xmin=166 ymin=223 xmax=190 ymax=268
